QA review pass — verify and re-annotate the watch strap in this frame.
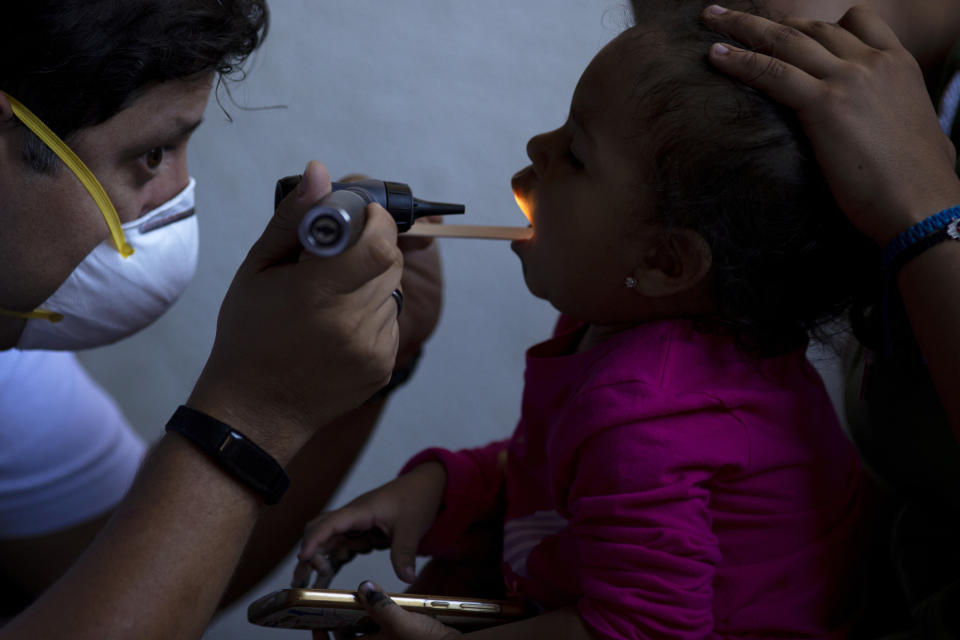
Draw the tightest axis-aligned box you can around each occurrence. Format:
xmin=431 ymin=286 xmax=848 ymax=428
xmin=165 ymin=405 xmax=290 ymax=505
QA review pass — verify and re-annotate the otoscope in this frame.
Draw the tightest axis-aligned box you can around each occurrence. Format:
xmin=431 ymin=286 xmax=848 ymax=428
xmin=275 ymin=175 xmax=466 ymax=257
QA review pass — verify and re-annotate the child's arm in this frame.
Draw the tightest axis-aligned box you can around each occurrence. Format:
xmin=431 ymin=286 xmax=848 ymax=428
xmin=703 ymin=5 xmax=960 ymax=443
xmin=548 ymin=386 xmax=736 ymax=640
xmin=400 ymin=439 xmax=511 ymax=557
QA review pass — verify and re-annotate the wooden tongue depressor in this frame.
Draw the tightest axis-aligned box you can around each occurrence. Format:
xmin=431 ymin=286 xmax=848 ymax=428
xmin=407 ymin=222 xmax=534 ymax=241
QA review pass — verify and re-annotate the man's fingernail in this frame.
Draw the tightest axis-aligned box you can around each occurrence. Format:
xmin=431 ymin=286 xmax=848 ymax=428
xmin=358 ymin=580 xmax=376 ymax=596
xmin=707 ymin=5 xmax=728 ymax=15
xmin=297 ymin=163 xmax=310 ymax=195
xmin=711 ymin=43 xmax=731 ymax=56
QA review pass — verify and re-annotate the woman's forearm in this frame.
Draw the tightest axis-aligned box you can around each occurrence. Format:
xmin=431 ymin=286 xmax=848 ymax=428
xmin=896 ymin=216 xmax=960 ymax=443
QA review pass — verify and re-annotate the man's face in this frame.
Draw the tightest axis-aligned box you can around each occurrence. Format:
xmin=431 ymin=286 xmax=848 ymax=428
xmin=0 ymin=73 xmax=212 ymax=322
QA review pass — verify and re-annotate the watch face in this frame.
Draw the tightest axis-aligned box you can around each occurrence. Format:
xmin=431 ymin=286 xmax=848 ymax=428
xmin=948 ymin=218 xmax=960 ymax=241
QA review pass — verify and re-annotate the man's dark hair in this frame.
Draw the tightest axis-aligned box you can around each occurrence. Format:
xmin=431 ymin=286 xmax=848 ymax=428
xmin=1 ymin=0 xmax=268 ymax=172
xmin=624 ymin=0 xmax=878 ymax=356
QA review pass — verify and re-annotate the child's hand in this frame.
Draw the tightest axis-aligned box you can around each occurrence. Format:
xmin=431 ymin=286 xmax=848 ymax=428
xmin=352 ymin=581 xmax=462 ymax=640
xmin=703 ymin=5 xmax=960 ymax=245
xmin=293 ymin=462 xmax=447 ymax=587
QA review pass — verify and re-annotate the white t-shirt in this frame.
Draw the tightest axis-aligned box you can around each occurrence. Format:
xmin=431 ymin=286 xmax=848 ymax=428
xmin=939 ymin=70 xmax=960 ymax=136
xmin=0 ymin=349 xmax=145 ymax=538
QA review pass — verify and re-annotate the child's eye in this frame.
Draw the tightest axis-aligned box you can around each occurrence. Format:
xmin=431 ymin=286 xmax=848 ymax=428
xmin=566 ymin=148 xmax=584 ymax=169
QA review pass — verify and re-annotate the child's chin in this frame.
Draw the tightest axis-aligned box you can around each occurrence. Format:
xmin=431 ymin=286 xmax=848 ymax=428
xmin=509 ymin=229 xmax=534 ymax=256
xmin=519 ymin=268 xmax=549 ymax=301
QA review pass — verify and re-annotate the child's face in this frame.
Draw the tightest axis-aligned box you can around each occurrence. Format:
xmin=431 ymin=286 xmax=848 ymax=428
xmin=510 ymin=30 xmax=659 ymax=323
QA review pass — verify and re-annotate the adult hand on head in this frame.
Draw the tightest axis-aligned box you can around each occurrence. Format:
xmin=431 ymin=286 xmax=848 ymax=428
xmin=339 ymin=174 xmax=444 ymax=370
xmin=702 ymin=4 xmax=960 ymax=245
xmin=188 ymin=161 xmax=403 ymax=461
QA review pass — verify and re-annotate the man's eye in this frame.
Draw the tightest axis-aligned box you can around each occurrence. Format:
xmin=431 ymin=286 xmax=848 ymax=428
xmin=144 ymin=147 xmax=165 ymax=169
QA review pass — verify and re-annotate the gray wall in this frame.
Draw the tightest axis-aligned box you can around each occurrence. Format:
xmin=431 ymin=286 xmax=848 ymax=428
xmin=78 ymin=1 xmax=632 ymax=637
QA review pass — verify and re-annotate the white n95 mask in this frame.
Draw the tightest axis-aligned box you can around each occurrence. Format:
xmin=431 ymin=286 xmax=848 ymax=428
xmin=16 ymin=178 xmax=199 ymax=351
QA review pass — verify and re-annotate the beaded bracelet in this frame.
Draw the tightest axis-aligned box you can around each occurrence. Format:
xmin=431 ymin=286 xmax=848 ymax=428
xmin=881 ymin=205 xmax=960 ymax=273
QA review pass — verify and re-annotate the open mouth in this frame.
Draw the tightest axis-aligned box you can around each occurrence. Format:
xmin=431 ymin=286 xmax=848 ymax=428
xmin=513 ymin=190 xmax=533 ymax=225
xmin=510 ymin=190 xmax=534 ymax=248
xmin=510 ymin=167 xmax=536 ymax=236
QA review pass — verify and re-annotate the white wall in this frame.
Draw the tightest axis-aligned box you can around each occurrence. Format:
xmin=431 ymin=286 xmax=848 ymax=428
xmin=77 ymin=1 xmax=631 ymax=637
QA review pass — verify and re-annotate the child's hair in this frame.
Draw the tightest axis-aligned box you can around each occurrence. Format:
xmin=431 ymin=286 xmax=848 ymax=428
xmin=625 ymin=0 xmax=878 ymax=356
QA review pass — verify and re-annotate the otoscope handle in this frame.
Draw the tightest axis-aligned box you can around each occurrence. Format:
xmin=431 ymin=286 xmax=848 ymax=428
xmin=297 ymin=188 xmax=370 ymax=257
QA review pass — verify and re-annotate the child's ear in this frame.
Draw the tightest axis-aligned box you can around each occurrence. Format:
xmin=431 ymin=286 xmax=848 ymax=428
xmin=630 ymin=228 xmax=712 ymax=298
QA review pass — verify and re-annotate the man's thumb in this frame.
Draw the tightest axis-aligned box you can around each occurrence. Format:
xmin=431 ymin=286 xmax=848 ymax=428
xmin=248 ymin=160 xmax=331 ymax=268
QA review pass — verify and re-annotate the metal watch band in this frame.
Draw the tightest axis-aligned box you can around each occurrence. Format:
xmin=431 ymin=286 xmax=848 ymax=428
xmin=165 ymin=405 xmax=290 ymax=505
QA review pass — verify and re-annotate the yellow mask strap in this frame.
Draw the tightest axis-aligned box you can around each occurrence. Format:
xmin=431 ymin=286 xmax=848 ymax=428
xmin=0 ymin=308 xmax=63 ymax=323
xmin=3 ymin=91 xmax=133 ymax=258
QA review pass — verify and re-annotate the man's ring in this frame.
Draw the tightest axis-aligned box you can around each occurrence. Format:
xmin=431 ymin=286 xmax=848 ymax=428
xmin=391 ymin=289 xmax=403 ymax=316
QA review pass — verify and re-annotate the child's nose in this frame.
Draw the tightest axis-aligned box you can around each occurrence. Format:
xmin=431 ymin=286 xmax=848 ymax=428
xmin=526 ymin=132 xmax=551 ymax=174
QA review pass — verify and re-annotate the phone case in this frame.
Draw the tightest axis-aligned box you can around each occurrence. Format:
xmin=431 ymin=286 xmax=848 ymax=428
xmin=247 ymin=588 xmax=527 ymax=632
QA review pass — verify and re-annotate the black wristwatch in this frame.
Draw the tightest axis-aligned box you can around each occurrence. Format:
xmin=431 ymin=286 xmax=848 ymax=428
xmin=165 ymin=405 xmax=290 ymax=505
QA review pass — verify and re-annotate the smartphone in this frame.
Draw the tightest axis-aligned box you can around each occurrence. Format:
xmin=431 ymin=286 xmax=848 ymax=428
xmin=247 ymin=588 xmax=528 ymax=633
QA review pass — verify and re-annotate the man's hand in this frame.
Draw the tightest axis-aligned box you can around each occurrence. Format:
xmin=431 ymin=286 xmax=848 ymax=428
xmin=188 ymin=161 xmax=404 ymax=460
xmin=703 ymin=4 xmax=960 ymax=245
xmin=339 ymin=174 xmax=443 ymax=369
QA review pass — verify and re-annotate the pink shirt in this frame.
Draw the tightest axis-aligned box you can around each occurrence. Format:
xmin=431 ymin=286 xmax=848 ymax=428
xmin=406 ymin=318 xmax=863 ymax=639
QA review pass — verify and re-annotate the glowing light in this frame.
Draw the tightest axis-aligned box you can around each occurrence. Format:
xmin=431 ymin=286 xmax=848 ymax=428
xmin=513 ymin=190 xmax=533 ymax=224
